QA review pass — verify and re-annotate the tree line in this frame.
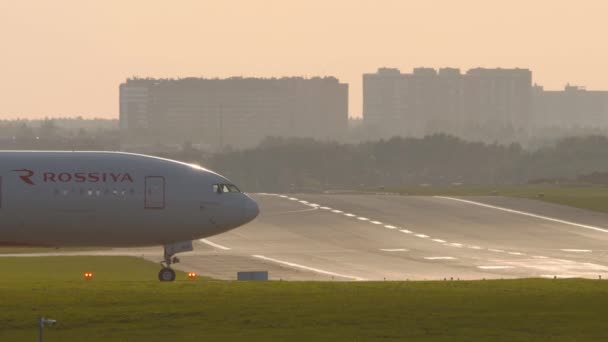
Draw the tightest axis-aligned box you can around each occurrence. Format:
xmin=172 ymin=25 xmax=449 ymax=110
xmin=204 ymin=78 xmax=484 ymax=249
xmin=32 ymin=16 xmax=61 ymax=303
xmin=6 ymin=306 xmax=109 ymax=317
xmin=204 ymin=135 xmax=608 ymax=192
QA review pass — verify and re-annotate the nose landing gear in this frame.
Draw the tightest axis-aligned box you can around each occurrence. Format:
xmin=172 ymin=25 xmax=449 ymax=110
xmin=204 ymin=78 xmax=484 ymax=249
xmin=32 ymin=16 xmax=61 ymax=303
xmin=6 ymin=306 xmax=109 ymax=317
xmin=158 ymin=241 xmax=193 ymax=282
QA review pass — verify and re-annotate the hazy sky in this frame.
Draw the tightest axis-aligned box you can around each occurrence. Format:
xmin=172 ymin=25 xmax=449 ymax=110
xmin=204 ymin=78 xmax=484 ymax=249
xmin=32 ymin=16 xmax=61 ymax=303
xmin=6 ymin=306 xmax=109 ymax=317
xmin=1 ymin=0 xmax=607 ymax=119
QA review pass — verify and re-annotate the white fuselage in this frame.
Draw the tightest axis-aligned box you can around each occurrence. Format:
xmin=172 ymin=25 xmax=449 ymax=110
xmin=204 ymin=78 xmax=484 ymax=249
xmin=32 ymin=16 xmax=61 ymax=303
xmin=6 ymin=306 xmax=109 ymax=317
xmin=0 ymin=151 xmax=258 ymax=247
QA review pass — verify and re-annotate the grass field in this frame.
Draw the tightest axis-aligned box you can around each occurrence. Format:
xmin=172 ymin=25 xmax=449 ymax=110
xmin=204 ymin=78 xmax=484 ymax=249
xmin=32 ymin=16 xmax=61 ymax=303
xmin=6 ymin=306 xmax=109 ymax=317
xmin=379 ymin=185 xmax=608 ymax=213
xmin=2 ymin=257 xmax=608 ymax=341
xmin=0 ymin=246 xmax=108 ymax=254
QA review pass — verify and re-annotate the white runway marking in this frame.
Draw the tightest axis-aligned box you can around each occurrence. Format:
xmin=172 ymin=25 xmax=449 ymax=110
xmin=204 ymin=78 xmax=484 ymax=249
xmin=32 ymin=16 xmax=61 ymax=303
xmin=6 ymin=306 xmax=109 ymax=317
xmin=199 ymin=239 xmax=231 ymax=250
xmin=532 ymin=255 xmax=549 ymax=259
xmin=380 ymin=248 xmax=408 ymax=252
xmin=399 ymin=229 xmax=413 ymax=234
xmin=560 ymin=249 xmax=592 ymax=253
xmin=448 ymin=243 xmax=464 ymax=248
xmin=370 ymin=221 xmax=383 ymax=225
xmin=467 ymin=245 xmax=482 ymax=250
xmin=344 ymin=213 xmax=356 ymax=217
xmin=432 ymin=239 xmax=446 ymax=243
xmin=332 ymin=210 xmax=343 ymax=213
xmin=320 ymin=206 xmax=332 ymax=210
xmin=384 ymin=225 xmax=397 ymax=229
xmin=252 ymin=255 xmax=366 ymax=281
xmin=358 ymin=217 xmax=370 ymax=221
xmin=508 ymin=252 xmax=524 ymax=256
xmin=415 ymin=234 xmax=429 ymax=238
xmin=269 ymin=207 xmax=319 ymax=215
xmin=478 ymin=266 xmax=514 ymax=270
xmin=488 ymin=249 xmax=505 ymax=253
xmin=288 ymin=197 xmax=298 ymax=201
xmin=279 ymin=195 xmax=288 ymax=198
xmin=424 ymin=256 xmax=456 ymax=260
xmin=308 ymin=203 xmax=320 ymax=207
xmin=436 ymin=196 xmax=608 ymax=234
xmin=299 ymin=200 xmax=309 ymax=204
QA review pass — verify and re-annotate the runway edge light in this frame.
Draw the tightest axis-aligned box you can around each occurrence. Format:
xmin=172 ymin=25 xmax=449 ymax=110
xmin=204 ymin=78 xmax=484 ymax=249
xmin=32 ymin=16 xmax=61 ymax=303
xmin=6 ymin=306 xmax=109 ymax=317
xmin=84 ymin=272 xmax=94 ymax=279
xmin=188 ymin=272 xmax=197 ymax=279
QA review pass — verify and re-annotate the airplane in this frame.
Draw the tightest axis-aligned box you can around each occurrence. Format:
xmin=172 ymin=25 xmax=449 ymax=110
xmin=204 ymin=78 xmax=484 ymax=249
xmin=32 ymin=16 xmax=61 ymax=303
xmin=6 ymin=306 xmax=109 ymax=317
xmin=0 ymin=151 xmax=259 ymax=281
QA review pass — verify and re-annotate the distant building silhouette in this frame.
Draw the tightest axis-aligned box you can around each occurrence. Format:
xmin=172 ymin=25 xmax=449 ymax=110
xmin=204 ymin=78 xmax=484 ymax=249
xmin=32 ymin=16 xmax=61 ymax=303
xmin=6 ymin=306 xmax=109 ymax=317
xmin=363 ymin=67 xmax=532 ymax=138
xmin=120 ymin=77 xmax=348 ymax=150
xmin=533 ymin=84 xmax=608 ymax=128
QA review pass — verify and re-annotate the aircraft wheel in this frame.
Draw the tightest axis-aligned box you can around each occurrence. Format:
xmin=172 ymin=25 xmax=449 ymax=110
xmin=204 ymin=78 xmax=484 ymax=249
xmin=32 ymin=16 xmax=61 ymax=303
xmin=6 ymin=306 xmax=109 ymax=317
xmin=158 ymin=267 xmax=176 ymax=282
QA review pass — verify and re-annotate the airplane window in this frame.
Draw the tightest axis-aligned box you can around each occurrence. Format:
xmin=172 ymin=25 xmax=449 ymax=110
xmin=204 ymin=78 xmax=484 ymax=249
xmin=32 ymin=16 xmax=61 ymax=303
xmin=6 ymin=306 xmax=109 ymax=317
xmin=214 ymin=183 xmax=241 ymax=193
xmin=227 ymin=184 xmax=241 ymax=193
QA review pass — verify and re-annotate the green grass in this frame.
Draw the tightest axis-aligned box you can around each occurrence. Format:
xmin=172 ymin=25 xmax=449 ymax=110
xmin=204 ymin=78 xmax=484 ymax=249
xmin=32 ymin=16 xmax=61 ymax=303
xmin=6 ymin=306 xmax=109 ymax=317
xmin=1 ymin=257 xmax=608 ymax=341
xmin=377 ymin=185 xmax=608 ymax=213
xmin=0 ymin=247 xmax=108 ymax=254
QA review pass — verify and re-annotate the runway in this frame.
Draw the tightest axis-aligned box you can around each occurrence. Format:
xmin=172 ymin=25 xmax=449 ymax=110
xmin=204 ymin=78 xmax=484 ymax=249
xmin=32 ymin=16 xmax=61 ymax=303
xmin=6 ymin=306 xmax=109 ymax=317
xmin=178 ymin=193 xmax=608 ymax=281
xmin=6 ymin=193 xmax=608 ymax=281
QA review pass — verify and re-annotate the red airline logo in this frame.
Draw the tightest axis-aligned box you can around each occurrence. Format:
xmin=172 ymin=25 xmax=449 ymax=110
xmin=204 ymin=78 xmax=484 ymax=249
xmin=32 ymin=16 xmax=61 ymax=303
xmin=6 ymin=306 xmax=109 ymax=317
xmin=12 ymin=169 xmax=134 ymax=186
xmin=12 ymin=169 xmax=35 ymax=185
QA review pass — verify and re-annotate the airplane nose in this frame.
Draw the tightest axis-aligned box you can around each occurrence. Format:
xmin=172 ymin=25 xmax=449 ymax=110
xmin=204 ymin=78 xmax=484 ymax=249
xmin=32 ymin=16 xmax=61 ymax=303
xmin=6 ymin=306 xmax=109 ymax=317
xmin=242 ymin=196 xmax=259 ymax=223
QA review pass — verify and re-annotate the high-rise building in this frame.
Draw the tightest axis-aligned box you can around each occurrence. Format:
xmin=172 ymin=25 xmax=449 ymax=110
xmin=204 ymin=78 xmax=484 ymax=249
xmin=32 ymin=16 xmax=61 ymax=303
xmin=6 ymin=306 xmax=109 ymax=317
xmin=463 ymin=68 xmax=532 ymax=127
xmin=120 ymin=77 xmax=348 ymax=150
xmin=363 ymin=67 xmax=532 ymax=138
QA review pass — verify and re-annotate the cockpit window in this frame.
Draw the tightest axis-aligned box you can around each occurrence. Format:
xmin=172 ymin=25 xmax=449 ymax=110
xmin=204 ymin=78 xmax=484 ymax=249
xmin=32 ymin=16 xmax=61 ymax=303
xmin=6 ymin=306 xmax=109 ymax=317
xmin=213 ymin=184 xmax=241 ymax=193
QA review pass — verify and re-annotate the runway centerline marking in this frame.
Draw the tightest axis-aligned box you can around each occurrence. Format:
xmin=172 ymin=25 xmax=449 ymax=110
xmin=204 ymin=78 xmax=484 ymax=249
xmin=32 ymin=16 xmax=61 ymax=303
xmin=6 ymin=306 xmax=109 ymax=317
xmin=332 ymin=210 xmax=343 ymax=213
xmin=370 ymin=220 xmax=383 ymax=225
xmin=415 ymin=234 xmax=430 ymax=238
xmin=344 ymin=213 xmax=355 ymax=217
xmin=380 ymin=248 xmax=408 ymax=252
xmin=358 ymin=217 xmax=370 ymax=221
xmin=251 ymin=255 xmax=366 ymax=281
xmin=561 ymin=249 xmax=592 ymax=253
xmin=268 ymin=207 xmax=319 ymax=215
xmin=399 ymin=229 xmax=413 ymax=234
xmin=436 ymin=196 xmax=608 ymax=234
xmin=384 ymin=225 xmax=397 ymax=229
xmin=199 ymin=239 xmax=231 ymax=251
xmin=432 ymin=239 xmax=446 ymax=243
xmin=424 ymin=256 xmax=456 ymax=260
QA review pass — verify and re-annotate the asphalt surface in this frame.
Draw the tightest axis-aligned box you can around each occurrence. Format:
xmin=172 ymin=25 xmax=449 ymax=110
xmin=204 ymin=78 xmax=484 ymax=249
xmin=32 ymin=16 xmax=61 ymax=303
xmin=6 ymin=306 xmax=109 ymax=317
xmin=6 ymin=194 xmax=608 ymax=281
xmin=181 ymin=193 xmax=608 ymax=281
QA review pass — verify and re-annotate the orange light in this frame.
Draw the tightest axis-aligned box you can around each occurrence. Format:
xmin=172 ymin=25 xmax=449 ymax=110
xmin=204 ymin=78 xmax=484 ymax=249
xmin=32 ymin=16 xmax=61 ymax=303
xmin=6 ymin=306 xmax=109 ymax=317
xmin=84 ymin=272 xmax=94 ymax=279
xmin=188 ymin=272 xmax=197 ymax=279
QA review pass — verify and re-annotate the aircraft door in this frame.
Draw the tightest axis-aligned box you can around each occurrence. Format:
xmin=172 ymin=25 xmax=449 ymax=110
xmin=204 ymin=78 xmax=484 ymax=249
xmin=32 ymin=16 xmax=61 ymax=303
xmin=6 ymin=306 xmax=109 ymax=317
xmin=145 ymin=176 xmax=165 ymax=209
